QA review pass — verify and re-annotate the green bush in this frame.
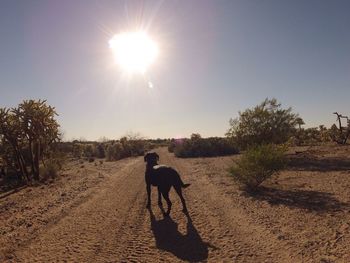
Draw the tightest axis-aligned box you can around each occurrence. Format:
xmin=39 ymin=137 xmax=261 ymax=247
xmin=229 ymin=144 xmax=286 ymax=191
xmin=226 ymin=98 xmax=300 ymax=149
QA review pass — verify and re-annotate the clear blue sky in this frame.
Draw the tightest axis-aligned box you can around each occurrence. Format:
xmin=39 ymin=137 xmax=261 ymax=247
xmin=1 ymin=0 xmax=349 ymax=140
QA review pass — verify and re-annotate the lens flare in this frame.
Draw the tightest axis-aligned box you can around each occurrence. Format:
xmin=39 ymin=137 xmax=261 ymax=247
xmin=109 ymin=31 xmax=158 ymax=74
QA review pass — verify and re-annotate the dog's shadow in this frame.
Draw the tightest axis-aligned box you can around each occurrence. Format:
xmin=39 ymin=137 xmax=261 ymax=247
xmin=149 ymin=209 xmax=213 ymax=262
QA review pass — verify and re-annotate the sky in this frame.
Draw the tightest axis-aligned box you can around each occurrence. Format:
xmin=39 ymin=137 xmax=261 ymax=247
xmin=0 ymin=0 xmax=349 ymax=140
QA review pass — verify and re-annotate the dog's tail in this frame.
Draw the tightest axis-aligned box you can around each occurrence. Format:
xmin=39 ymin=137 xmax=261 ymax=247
xmin=173 ymin=169 xmax=191 ymax=188
xmin=178 ymin=174 xmax=190 ymax=188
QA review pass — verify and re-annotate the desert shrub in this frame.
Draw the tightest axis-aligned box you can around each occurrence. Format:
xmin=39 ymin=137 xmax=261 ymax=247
xmin=148 ymin=138 xmax=169 ymax=148
xmin=171 ymin=134 xmax=239 ymax=158
xmin=105 ymin=142 xmax=123 ymax=161
xmin=105 ymin=137 xmax=145 ymax=161
xmin=113 ymin=142 xmax=123 ymax=159
xmin=229 ymin=144 xmax=287 ymax=191
xmin=119 ymin=136 xmax=145 ymax=157
xmin=88 ymin=157 xmax=95 ymax=163
xmin=289 ymin=125 xmax=333 ymax=146
xmin=146 ymin=138 xmax=168 ymax=150
xmin=40 ymin=159 xmax=60 ymax=180
xmin=319 ymin=125 xmax=332 ymax=142
xmin=168 ymin=139 xmax=176 ymax=153
xmin=105 ymin=144 xmax=117 ymax=161
xmin=226 ymin=98 xmax=300 ymax=149
xmin=56 ymin=142 xmax=74 ymax=155
xmin=83 ymin=144 xmax=94 ymax=158
xmin=291 ymin=128 xmax=321 ymax=146
xmin=72 ymin=143 xmax=83 ymax=158
xmin=329 ymin=117 xmax=349 ymax=145
xmin=94 ymin=143 xmax=105 ymax=158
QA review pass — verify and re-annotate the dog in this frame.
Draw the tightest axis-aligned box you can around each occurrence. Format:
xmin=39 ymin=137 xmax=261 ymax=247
xmin=144 ymin=152 xmax=190 ymax=216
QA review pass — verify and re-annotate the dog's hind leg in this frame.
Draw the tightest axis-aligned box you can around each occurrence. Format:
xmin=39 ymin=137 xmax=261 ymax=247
xmin=157 ymin=186 xmax=163 ymax=207
xmin=174 ymin=185 xmax=188 ymax=214
xmin=146 ymin=184 xmax=151 ymax=209
xmin=161 ymin=191 xmax=172 ymax=216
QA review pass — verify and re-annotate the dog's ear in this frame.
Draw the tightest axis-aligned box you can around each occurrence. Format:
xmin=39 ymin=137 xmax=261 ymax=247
xmin=144 ymin=153 xmax=149 ymax=162
xmin=155 ymin=153 xmax=159 ymax=161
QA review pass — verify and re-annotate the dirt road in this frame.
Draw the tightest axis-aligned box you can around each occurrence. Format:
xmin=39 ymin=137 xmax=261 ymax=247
xmin=2 ymin=147 xmax=350 ymax=262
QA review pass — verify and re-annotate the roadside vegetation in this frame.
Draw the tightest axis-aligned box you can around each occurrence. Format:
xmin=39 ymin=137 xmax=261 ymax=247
xmin=229 ymin=144 xmax=287 ymax=191
xmin=168 ymin=133 xmax=238 ymax=158
xmin=223 ymin=98 xmax=297 ymax=191
xmin=0 ymin=100 xmax=61 ymax=184
xmin=166 ymin=98 xmax=349 ymax=192
xmin=0 ymin=101 xmax=156 ymax=190
xmin=1 ymin=98 xmax=349 ymax=194
xmin=59 ymin=136 xmax=168 ymax=162
xmin=226 ymin=98 xmax=349 ymax=192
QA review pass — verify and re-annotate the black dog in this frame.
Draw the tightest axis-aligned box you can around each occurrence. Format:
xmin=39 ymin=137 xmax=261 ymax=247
xmin=144 ymin=152 xmax=190 ymax=216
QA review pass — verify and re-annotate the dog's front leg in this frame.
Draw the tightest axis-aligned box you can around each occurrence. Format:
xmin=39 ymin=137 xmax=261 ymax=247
xmin=157 ymin=187 xmax=162 ymax=207
xmin=146 ymin=184 xmax=151 ymax=209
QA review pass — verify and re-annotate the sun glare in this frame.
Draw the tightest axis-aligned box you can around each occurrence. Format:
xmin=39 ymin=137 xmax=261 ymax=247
xmin=109 ymin=31 xmax=158 ymax=74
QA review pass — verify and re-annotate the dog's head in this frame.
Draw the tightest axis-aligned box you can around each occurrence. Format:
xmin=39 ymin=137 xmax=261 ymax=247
xmin=144 ymin=152 xmax=159 ymax=166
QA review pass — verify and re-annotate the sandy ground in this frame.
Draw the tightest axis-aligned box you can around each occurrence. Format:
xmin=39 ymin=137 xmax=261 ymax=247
xmin=1 ymin=145 xmax=350 ymax=262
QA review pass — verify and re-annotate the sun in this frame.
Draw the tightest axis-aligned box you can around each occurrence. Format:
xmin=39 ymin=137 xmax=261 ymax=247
xmin=109 ymin=31 xmax=159 ymax=74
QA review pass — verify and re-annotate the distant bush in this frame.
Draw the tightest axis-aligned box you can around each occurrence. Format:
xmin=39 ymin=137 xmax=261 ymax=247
xmin=94 ymin=143 xmax=105 ymax=158
xmin=106 ymin=143 xmax=117 ymax=161
xmin=229 ymin=144 xmax=286 ymax=191
xmin=168 ymin=139 xmax=176 ymax=153
xmin=119 ymin=136 xmax=145 ymax=157
xmin=105 ymin=136 xmax=146 ymax=161
xmin=170 ymin=134 xmax=239 ymax=158
xmin=146 ymin=138 xmax=169 ymax=149
xmin=83 ymin=144 xmax=94 ymax=158
xmin=289 ymin=125 xmax=332 ymax=146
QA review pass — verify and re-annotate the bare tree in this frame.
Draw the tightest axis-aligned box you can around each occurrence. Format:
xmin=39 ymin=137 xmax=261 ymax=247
xmin=331 ymin=112 xmax=350 ymax=144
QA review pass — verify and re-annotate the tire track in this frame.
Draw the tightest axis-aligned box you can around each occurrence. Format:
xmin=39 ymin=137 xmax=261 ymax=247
xmin=12 ymin=158 xmax=143 ymax=262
